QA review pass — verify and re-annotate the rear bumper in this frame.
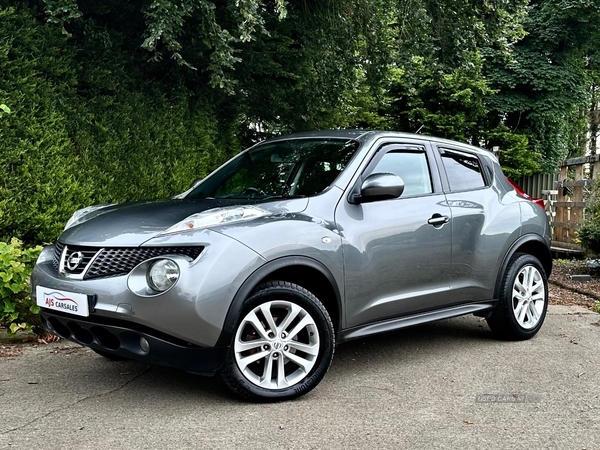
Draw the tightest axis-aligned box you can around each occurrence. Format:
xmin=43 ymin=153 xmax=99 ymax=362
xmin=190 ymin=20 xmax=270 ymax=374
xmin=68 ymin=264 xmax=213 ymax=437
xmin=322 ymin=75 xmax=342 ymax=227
xmin=41 ymin=311 xmax=228 ymax=375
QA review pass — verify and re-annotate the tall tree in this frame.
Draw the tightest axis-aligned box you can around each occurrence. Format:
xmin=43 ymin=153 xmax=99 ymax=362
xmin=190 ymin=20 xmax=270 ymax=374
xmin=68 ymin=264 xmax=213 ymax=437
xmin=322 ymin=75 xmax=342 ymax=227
xmin=380 ymin=1 xmax=527 ymax=140
xmin=484 ymin=0 xmax=600 ymax=170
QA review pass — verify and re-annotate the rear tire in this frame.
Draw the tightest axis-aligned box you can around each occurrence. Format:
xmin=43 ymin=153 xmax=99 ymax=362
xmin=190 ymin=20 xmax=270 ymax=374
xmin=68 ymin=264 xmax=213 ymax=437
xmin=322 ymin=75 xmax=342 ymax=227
xmin=220 ymin=281 xmax=335 ymax=402
xmin=487 ymin=253 xmax=548 ymax=340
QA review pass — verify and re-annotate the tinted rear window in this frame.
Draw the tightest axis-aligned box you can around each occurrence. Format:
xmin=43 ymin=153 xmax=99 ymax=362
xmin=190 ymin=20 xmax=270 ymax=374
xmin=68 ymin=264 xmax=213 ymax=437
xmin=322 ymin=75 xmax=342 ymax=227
xmin=440 ymin=149 xmax=486 ymax=191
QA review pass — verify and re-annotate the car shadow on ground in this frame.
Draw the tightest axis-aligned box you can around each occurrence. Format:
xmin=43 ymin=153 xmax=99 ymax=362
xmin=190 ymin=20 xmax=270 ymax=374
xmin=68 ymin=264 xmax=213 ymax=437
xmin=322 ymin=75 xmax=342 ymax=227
xmin=91 ymin=315 xmax=497 ymax=402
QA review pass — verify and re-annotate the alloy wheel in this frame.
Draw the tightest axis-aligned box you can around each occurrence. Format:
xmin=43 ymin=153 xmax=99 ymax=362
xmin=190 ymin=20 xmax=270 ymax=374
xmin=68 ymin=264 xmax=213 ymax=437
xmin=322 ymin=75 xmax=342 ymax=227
xmin=233 ymin=300 xmax=320 ymax=389
xmin=511 ymin=265 xmax=546 ymax=330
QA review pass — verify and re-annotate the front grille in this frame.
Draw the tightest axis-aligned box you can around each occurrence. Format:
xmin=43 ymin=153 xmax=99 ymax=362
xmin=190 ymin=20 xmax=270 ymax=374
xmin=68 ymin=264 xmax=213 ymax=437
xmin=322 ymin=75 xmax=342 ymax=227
xmin=53 ymin=243 xmax=203 ymax=279
xmin=86 ymin=247 xmax=204 ymax=279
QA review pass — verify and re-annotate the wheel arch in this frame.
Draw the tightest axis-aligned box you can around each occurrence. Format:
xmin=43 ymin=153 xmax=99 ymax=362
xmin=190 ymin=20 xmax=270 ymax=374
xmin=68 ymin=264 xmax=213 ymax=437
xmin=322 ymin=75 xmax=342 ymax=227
xmin=493 ymin=234 xmax=552 ymax=300
xmin=215 ymin=256 xmax=342 ymax=347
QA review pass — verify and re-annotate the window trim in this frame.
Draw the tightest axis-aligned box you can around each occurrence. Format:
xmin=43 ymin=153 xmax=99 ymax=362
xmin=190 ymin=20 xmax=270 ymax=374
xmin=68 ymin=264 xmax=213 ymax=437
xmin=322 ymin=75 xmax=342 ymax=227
xmin=348 ymin=142 xmax=441 ymax=203
xmin=436 ymin=146 xmax=490 ymax=193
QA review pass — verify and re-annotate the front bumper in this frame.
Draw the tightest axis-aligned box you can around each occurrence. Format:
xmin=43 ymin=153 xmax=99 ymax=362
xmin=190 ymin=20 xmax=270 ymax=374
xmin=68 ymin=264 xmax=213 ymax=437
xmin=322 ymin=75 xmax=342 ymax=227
xmin=32 ymin=230 xmax=266 ymax=347
xmin=41 ymin=311 xmax=228 ymax=375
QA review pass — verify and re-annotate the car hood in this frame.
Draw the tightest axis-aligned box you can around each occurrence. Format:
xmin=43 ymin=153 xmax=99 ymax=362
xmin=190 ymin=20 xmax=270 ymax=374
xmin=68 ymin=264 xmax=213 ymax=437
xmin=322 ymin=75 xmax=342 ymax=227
xmin=59 ymin=198 xmax=308 ymax=247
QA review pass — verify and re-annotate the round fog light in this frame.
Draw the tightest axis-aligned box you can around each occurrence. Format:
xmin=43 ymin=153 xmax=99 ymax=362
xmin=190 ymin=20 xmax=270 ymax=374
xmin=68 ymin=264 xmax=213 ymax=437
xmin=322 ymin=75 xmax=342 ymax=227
xmin=139 ymin=337 xmax=150 ymax=354
xmin=147 ymin=259 xmax=180 ymax=292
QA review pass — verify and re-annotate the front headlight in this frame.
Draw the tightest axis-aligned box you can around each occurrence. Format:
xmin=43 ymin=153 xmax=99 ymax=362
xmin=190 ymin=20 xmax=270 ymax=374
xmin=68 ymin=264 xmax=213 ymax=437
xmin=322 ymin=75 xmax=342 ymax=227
xmin=161 ymin=206 xmax=270 ymax=235
xmin=147 ymin=259 xmax=180 ymax=292
xmin=64 ymin=204 xmax=114 ymax=230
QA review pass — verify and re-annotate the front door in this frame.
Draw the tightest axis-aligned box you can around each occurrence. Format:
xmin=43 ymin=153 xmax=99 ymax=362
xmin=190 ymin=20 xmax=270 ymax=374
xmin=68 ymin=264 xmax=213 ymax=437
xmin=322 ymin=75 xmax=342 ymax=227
xmin=335 ymin=142 xmax=453 ymax=328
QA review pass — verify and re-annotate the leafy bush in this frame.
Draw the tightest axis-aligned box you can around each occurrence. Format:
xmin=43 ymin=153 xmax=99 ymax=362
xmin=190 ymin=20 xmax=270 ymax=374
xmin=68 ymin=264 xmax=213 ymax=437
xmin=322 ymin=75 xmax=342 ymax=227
xmin=0 ymin=238 xmax=42 ymax=336
xmin=578 ymin=221 xmax=600 ymax=256
xmin=578 ymin=182 xmax=600 ymax=256
xmin=65 ymin=23 xmax=235 ymax=203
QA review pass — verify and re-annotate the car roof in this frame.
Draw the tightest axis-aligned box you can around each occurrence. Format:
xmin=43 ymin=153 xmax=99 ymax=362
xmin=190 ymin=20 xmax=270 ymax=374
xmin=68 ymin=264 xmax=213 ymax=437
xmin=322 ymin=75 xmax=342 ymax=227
xmin=264 ymin=129 xmax=372 ymax=140
xmin=264 ymin=130 xmax=494 ymax=159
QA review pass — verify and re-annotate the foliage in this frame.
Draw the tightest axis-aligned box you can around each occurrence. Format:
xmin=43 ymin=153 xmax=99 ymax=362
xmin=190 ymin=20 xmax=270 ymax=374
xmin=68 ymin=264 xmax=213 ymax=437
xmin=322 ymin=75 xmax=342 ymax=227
xmin=0 ymin=239 xmax=43 ymax=336
xmin=592 ymin=301 xmax=600 ymax=314
xmin=484 ymin=0 xmax=600 ymax=170
xmin=0 ymin=5 xmax=239 ymax=244
xmin=377 ymin=0 xmax=528 ymax=147
xmin=67 ymin=26 xmax=231 ymax=202
xmin=40 ymin=0 xmax=288 ymax=92
xmin=197 ymin=0 xmax=404 ymax=141
xmin=578 ymin=182 xmax=600 ymax=256
xmin=579 ymin=222 xmax=600 ymax=256
xmin=486 ymin=125 xmax=540 ymax=179
xmin=0 ymin=104 xmax=10 ymax=118
xmin=2 ymin=0 xmax=600 ymax=246
xmin=0 ymin=6 xmax=94 ymax=244
xmin=388 ymin=55 xmax=494 ymax=142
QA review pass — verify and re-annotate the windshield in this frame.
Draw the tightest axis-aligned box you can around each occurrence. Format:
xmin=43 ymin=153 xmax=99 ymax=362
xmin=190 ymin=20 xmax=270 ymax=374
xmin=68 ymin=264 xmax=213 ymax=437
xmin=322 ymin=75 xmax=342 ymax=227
xmin=187 ymin=138 xmax=361 ymax=199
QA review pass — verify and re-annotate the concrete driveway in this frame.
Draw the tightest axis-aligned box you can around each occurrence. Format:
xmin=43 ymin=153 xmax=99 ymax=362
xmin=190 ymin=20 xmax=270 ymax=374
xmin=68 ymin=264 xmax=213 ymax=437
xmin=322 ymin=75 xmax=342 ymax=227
xmin=1 ymin=305 xmax=599 ymax=450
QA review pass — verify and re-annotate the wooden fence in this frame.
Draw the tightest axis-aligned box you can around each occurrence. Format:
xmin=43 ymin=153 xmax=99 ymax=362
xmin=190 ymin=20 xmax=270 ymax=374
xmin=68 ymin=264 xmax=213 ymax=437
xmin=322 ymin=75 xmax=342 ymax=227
xmin=516 ymin=155 xmax=599 ymax=252
xmin=552 ymin=154 xmax=600 ymax=250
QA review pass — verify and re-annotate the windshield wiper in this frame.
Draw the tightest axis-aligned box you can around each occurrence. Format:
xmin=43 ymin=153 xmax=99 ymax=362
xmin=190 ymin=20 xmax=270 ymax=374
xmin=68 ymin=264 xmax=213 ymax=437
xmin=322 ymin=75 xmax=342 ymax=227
xmin=259 ymin=194 xmax=307 ymax=200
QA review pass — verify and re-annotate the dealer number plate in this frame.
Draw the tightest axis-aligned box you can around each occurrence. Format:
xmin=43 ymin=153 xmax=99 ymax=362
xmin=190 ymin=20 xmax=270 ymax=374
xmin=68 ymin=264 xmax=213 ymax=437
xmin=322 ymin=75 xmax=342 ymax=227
xmin=36 ymin=286 xmax=90 ymax=317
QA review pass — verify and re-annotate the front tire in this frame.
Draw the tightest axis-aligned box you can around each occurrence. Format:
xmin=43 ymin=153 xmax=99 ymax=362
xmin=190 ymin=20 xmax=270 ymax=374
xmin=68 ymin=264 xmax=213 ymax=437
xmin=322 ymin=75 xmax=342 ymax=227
xmin=487 ymin=253 xmax=548 ymax=340
xmin=220 ymin=281 xmax=335 ymax=402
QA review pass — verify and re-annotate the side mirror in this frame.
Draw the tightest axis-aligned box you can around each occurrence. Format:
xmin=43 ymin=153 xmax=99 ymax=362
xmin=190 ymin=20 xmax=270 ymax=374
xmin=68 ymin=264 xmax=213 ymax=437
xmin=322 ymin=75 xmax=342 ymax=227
xmin=189 ymin=178 xmax=203 ymax=190
xmin=352 ymin=173 xmax=405 ymax=204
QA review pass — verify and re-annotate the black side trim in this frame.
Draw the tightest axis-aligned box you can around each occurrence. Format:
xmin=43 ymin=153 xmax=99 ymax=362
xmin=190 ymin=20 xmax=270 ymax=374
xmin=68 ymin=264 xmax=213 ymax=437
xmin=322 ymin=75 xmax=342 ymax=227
xmin=493 ymin=234 xmax=552 ymax=300
xmin=215 ymin=256 xmax=342 ymax=347
xmin=337 ymin=302 xmax=496 ymax=344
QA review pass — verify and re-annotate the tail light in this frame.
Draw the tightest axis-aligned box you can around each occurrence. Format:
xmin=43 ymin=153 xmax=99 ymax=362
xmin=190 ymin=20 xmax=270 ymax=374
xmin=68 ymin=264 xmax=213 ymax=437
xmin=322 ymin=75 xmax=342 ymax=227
xmin=506 ymin=178 xmax=546 ymax=211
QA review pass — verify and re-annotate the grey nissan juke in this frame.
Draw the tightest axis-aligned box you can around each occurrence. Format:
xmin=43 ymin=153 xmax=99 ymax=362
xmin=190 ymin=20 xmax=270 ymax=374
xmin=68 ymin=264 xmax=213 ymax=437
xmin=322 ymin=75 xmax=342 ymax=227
xmin=32 ymin=130 xmax=552 ymax=401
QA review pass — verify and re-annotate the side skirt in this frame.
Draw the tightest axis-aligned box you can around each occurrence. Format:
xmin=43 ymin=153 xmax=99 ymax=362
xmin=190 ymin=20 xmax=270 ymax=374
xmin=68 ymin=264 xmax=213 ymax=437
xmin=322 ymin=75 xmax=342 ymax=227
xmin=337 ymin=302 xmax=496 ymax=344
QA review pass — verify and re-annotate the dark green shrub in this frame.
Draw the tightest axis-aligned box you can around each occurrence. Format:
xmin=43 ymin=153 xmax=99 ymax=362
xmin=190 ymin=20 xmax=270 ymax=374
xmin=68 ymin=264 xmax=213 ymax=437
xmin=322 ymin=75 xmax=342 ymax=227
xmin=578 ymin=221 xmax=600 ymax=256
xmin=0 ymin=6 xmax=93 ymax=244
xmin=69 ymin=92 xmax=226 ymax=203
xmin=486 ymin=125 xmax=541 ymax=180
xmin=0 ymin=6 xmax=240 ymax=245
xmin=578 ymin=182 xmax=600 ymax=257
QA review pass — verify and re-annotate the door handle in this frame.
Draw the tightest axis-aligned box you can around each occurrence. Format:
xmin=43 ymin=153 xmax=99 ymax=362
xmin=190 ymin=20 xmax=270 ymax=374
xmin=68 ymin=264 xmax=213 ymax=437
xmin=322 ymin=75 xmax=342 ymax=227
xmin=428 ymin=214 xmax=450 ymax=226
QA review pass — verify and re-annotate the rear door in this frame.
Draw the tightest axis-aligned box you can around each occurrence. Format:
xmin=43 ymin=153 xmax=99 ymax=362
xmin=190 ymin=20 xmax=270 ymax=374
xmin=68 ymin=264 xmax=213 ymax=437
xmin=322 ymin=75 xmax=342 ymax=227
xmin=335 ymin=140 xmax=454 ymax=328
xmin=434 ymin=145 xmax=519 ymax=301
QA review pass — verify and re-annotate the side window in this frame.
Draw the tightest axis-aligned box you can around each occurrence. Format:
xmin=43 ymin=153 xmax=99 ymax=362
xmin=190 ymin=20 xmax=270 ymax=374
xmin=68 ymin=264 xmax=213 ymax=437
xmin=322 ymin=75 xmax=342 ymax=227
xmin=371 ymin=151 xmax=433 ymax=196
xmin=440 ymin=149 xmax=486 ymax=191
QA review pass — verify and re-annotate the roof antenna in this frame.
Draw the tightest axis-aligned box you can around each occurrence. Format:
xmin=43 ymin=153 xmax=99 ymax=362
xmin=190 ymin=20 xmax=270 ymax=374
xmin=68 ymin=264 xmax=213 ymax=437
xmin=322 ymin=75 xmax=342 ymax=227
xmin=415 ymin=125 xmax=424 ymax=134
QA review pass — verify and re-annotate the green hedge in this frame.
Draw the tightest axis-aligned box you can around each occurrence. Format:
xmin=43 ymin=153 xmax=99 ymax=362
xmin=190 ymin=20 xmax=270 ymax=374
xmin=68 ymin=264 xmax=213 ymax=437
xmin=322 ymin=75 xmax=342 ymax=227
xmin=0 ymin=6 xmax=241 ymax=335
xmin=0 ymin=6 xmax=239 ymax=245
xmin=0 ymin=7 xmax=93 ymax=244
